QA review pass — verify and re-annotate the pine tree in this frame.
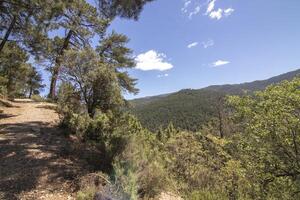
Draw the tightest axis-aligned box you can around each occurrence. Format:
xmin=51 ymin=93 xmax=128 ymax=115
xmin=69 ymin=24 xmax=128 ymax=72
xmin=98 ymin=0 xmax=155 ymax=20
xmin=47 ymin=0 xmax=109 ymax=99
xmin=47 ymin=0 xmax=154 ymax=99
xmin=0 ymin=0 xmax=63 ymax=53
xmin=0 ymin=42 xmax=28 ymax=98
xmin=26 ymin=66 xmax=45 ymax=98
xmin=96 ymin=31 xmax=139 ymax=94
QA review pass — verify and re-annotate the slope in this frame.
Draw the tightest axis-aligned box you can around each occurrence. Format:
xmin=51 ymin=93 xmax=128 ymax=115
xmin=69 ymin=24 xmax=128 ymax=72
xmin=130 ymin=68 xmax=300 ymax=131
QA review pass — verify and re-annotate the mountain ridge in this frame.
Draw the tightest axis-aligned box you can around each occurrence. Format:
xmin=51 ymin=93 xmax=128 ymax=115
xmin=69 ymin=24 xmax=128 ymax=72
xmin=129 ymin=68 xmax=300 ymax=131
xmin=132 ymin=68 xmax=300 ymax=104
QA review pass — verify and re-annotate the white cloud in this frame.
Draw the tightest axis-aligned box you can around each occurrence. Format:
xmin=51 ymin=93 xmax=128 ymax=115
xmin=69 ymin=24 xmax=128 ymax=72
xmin=213 ymin=60 xmax=230 ymax=67
xmin=206 ymin=0 xmax=216 ymax=14
xmin=204 ymin=0 xmax=235 ymax=20
xmin=135 ymin=50 xmax=173 ymax=71
xmin=182 ymin=0 xmax=234 ymax=20
xmin=157 ymin=73 xmax=169 ymax=78
xmin=187 ymin=42 xmax=198 ymax=48
xmin=224 ymin=8 xmax=234 ymax=16
xmin=181 ymin=0 xmax=202 ymax=19
xmin=181 ymin=0 xmax=191 ymax=13
xmin=209 ymin=8 xmax=223 ymax=20
xmin=202 ymin=39 xmax=214 ymax=48
xmin=189 ymin=5 xmax=201 ymax=19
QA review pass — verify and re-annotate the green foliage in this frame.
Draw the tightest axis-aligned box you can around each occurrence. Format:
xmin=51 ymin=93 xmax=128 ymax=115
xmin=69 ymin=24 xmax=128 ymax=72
xmin=228 ymin=77 xmax=300 ymax=199
xmin=31 ymin=94 xmax=45 ymax=102
xmin=46 ymin=0 xmax=149 ymax=98
xmin=97 ymin=31 xmax=139 ymax=95
xmin=0 ymin=42 xmax=28 ymax=97
xmin=60 ymin=43 xmax=137 ymax=117
xmin=131 ymin=89 xmax=224 ymax=132
xmin=130 ymin=69 xmax=300 ymax=132
xmin=0 ymin=0 xmax=59 ymax=53
xmin=26 ymin=66 xmax=45 ymax=98
xmin=76 ymin=188 xmax=96 ymax=200
xmin=0 ymin=42 xmax=43 ymax=98
xmin=112 ymin=124 xmax=169 ymax=199
xmin=162 ymin=132 xmax=229 ymax=192
xmin=99 ymin=0 xmax=155 ymax=20
xmin=57 ymin=77 xmax=300 ymax=200
xmin=61 ymin=48 xmax=123 ymax=117
xmin=5 ymin=1 xmax=298 ymax=199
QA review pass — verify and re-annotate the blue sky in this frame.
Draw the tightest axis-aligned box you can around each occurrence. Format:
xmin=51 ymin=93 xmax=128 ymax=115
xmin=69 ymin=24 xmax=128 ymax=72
xmin=108 ymin=0 xmax=300 ymax=99
xmin=40 ymin=0 xmax=300 ymax=99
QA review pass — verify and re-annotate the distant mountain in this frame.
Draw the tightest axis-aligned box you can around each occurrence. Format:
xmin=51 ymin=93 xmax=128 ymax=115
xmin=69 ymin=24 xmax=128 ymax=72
xmin=129 ymin=69 xmax=300 ymax=131
xmin=205 ymin=68 xmax=300 ymax=93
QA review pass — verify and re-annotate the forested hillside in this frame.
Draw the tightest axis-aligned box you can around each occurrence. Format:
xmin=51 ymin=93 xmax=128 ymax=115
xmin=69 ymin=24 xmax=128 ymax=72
xmin=1 ymin=1 xmax=300 ymax=200
xmin=130 ymin=69 xmax=300 ymax=131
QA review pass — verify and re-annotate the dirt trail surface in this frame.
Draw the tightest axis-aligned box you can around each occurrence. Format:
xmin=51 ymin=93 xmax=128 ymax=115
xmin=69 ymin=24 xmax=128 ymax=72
xmin=0 ymin=100 xmax=90 ymax=200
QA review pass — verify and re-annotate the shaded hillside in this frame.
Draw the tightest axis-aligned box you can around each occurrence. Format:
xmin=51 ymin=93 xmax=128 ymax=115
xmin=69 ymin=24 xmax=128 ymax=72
xmin=130 ymin=69 xmax=300 ymax=131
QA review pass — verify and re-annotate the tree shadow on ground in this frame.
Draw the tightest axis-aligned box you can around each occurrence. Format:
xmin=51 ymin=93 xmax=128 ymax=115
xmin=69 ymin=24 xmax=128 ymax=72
xmin=0 ymin=113 xmax=19 ymax=120
xmin=36 ymin=104 xmax=58 ymax=112
xmin=0 ymin=121 xmax=105 ymax=199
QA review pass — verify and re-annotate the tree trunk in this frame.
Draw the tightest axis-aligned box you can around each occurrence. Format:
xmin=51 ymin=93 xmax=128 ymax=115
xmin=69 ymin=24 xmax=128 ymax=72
xmin=29 ymin=87 xmax=33 ymax=98
xmin=87 ymin=104 xmax=96 ymax=118
xmin=48 ymin=30 xmax=73 ymax=99
xmin=6 ymin=74 xmax=14 ymax=99
xmin=0 ymin=15 xmax=17 ymax=53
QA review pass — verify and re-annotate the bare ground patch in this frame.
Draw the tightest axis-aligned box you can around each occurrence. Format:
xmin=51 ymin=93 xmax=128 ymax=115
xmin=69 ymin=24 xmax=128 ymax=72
xmin=0 ymin=100 xmax=100 ymax=200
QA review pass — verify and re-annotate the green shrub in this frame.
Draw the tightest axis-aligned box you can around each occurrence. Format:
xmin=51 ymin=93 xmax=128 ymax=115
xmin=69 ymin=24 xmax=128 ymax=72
xmin=76 ymin=188 xmax=96 ymax=200
xmin=31 ymin=94 xmax=44 ymax=102
xmin=112 ymin=132 xmax=169 ymax=200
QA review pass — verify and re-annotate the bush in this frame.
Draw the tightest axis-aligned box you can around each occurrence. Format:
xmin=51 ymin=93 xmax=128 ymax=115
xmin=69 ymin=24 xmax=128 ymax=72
xmin=112 ymin=132 xmax=170 ymax=200
xmin=31 ymin=94 xmax=45 ymax=102
xmin=77 ymin=188 xmax=96 ymax=200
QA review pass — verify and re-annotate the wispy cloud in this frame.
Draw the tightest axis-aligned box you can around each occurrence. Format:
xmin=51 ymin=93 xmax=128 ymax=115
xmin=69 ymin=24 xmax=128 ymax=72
xmin=187 ymin=42 xmax=198 ymax=48
xmin=202 ymin=39 xmax=214 ymax=48
xmin=224 ymin=8 xmax=234 ymax=16
xmin=135 ymin=50 xmax=173 ymax=71
xmin=157 ymin=73 xmax=169 ymax=78
xmin=206 ymin=0 xmax=216 ymax=14
xmin=205 ymin=0 xmax=235 ymax=20
xmin=212 ymin=60 xmax=230 ymax=67
xmin=182 ymin=0 xmax=234 ymax=20
xmin=189 ymin=6 xmax=201 ymax=19
xmin=181 ymin=0 xmax=191 ymax=13
xmin=181 ymin=0 xmax=203 ymax=19
xmin=209 ymin=8 xmax=223 ymax=20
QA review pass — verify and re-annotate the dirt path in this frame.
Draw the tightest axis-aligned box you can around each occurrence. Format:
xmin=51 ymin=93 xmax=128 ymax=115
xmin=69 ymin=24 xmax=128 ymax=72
xmin=0 ymin=100 xmax=90 ymax=200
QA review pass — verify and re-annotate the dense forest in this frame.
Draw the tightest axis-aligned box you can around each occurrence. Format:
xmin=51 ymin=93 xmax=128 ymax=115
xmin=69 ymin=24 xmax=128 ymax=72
xmin=130 ymin=69 xmax=300 ymax=132
xmin=1 ymin=1 xmax=300 ymax=200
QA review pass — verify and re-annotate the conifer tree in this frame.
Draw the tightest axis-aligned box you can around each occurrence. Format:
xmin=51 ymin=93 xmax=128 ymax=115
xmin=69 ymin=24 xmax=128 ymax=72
xmin=0 ymin=42 xmax=28 ymax=98
xmin=47 ymin=0 xmax=154 ymax=99
xmin=98 ymin=0 xmax=155 ymax=20
xmin=47 ymin=0 xmax=109 ymax=99
xmin=96 ymin=31 xmax=139 ymax=94
xmin=0 ymin=0 xmax=63 ymax=53
xmin=26 ymin=66 xmax=45 ymax=98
